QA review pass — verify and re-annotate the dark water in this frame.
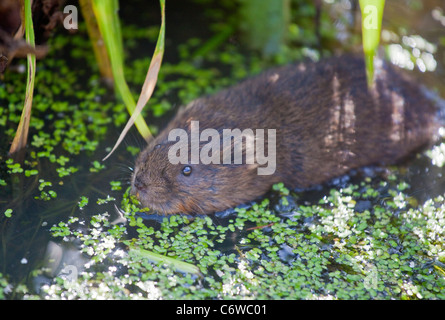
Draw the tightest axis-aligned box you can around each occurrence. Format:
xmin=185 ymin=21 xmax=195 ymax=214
xmin=0 ymin=0 xmax=444 ymax=297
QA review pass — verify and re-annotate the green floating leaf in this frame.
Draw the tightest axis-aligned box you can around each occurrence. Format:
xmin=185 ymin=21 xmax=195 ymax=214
xmin=4 ymin=209 xmax=13 ymax=218
xmin=25 ymin=169 xmax=38 ymax=177
xmin=78 ymin=196 xmax=89 ymax=209
xmin=129 ymin=247 xmax=201 ymax=276
xmin=434 ymin=265 xmax=445 ymax=278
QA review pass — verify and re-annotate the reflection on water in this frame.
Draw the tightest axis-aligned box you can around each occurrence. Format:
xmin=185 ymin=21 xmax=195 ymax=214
xmin=387 ymin=38 xmax=437 ymax=72
xmin=33 ymin=240 xmax=87 ymax=293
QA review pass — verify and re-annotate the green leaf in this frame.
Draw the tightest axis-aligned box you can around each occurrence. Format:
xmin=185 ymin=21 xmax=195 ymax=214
xmin=91 ymin=0 xmax=151 ymax=142
xmin=102 ymin=0 xmax=165 ymax=161
xmin=10 ymin=0 xmax=36 ymax=154
xmin=4 ymin=209 xmax=13 ymax=218
xmin=359 ymin=0 xmax=385 ymax=86
xmin=128 ymin=247 xmax=201 ymax=275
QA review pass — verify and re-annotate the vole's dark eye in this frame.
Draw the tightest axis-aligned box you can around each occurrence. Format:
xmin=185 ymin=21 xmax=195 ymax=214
xmin=154 ymin=144 xmax=161 ymax=150
xmin=182 ymin=166 xmax=192 ymax=176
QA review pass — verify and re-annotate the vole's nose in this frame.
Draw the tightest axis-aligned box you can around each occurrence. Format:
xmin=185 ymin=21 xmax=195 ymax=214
xmin=133 ymin=175 xmax=147 ymax=191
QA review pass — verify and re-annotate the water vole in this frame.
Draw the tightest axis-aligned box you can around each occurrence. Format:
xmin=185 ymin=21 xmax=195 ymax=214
xmin=131 ymin=55 xmax=440 ymax=215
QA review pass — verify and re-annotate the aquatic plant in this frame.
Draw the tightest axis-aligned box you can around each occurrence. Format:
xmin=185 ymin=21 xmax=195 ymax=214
xmin=9 ymin=0 xmax=166 ymax=156
xmin=9 ymin=0 xmax=36 ymax=155
xmin=359 ymin=0 xmax=385 ymax=85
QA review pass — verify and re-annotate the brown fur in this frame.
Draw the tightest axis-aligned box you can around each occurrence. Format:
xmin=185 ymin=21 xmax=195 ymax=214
xmin=131 ymin=55 xmax=439 ymax=214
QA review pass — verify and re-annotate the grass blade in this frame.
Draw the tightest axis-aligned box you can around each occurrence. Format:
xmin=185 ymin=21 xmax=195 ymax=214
xmin=79 ymin=0 xmax=113 ymax=84
xmin=239 ymin=0 xmax=290 ymax=57
xmin=9 ymin=0 xmax=36 ymax=155
xmin=103 ymin=0 xmax=165 ymax=161
xmin=359 ymin=0 xmax=385 ymax=86
xmin=91 ymin=0 xmax=152 ymax=145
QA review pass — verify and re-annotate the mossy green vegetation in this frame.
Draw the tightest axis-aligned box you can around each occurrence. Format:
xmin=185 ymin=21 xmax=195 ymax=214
xmin=1 ymin=0 xmax=444 ymax=300
xmin=31 ymin=177 xmax=445 ymax=299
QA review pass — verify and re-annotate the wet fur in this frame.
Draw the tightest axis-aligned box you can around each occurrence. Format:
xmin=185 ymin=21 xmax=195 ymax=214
xmin=132 ymin=55 xmax=439 ymax=214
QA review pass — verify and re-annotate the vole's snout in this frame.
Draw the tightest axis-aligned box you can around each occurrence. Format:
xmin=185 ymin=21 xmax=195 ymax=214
xmin=131 ymin=173 xmax=149 ymax=202
xmin=132 ymin=175 xmax=147 ymax=192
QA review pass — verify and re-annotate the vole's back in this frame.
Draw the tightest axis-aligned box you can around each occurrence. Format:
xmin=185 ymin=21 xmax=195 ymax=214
xmin=135 ymin=55 xmax=440 ymax=215
xmin=162 ymin=55 xmax=439 ymax=189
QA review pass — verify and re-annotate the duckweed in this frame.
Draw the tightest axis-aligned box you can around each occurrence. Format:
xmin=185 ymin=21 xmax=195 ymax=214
xmin=78 ymin=196 xmax=89 ymax=209
xmin=4 ymin=208 xmax=13 ymax=218
xmin=21 ymin=175 xmax=440 ymax=300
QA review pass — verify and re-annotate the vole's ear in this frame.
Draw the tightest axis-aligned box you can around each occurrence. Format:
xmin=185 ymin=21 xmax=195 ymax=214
xmin=186 ymin=117 xmax=195 ymax=131
xmin=246 ymin=163 xmax=260 ymax=171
